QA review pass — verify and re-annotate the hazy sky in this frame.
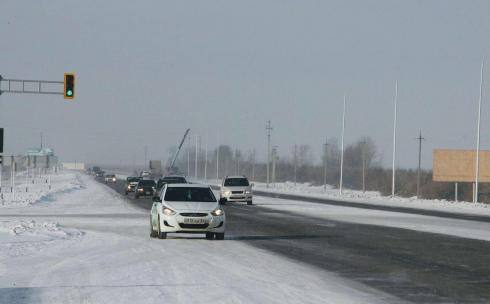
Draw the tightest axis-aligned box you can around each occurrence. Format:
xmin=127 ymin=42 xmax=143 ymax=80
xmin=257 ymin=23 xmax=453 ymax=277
xmin=1 ymin=0 xmax=490 ymax=169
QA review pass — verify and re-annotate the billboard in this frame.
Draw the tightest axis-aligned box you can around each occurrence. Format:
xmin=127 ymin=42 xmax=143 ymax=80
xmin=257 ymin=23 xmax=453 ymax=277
xmin=433 ymin=149 xmax=490 ymax=182
xmin=62 ymin=162 xmax=85 ymax=170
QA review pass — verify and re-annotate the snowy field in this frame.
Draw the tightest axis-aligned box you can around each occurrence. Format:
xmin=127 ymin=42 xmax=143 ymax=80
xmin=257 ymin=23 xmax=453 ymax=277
xmin=0 ymin=172 xmax=405 ymax=304
xmin=0 ymin=172 xmax=83 ymax=208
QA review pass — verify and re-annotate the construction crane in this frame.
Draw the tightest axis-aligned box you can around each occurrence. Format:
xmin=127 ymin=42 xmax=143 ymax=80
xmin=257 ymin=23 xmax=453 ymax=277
xmin=168 ymin=128 xmax=190 ymax=173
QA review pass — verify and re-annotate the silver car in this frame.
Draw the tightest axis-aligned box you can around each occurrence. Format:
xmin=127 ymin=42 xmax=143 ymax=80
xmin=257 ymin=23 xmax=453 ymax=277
xmin=220 ymin=176 xmax=253 ymax=205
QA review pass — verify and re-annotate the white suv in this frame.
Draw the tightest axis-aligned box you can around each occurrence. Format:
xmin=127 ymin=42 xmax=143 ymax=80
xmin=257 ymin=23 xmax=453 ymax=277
xmin=220 ymin=176 xmax=253 ymax=205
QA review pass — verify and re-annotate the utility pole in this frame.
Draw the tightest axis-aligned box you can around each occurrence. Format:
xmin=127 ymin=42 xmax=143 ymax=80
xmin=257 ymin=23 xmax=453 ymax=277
xmin=391 ymin=81 xmax=398 ymax=197
xmin=416 ymin=131 xmax=425 ymax=199
xmin=266 ymin=121 xmax=273 ymax=188
xmin=216 ymin=131 xmax=220 ymax=181
xmin=204 ymin=134 xmax=208 ymax=180
xmin=340 ymin=96 xmax=346 ymax=195
xmin=11 ymin=158 xmax=15 ymax=201
xmin=132 ymin=154 xmax=135 ymax=175
xmin=323 ymin=138 xmax=329 ymax=191
xmin=235 ymin=148 xmax=239 ymax=175
xmin=251 ymin=149 xmax=256 ymax=181
xmin=361 ymin=138 xmax=368 ymax=193
xmin=144 ymin=145 xmax=147 ymax=170
xmin=198 ymin=136 xmax=202 ymax=179
xmin=271 ymin=146 xmax=277 ymax=186
xmin=194 ymin=136 xmax=198 ymax=180
xmin=293 ymin=144 xmax=297 ymax=187
xmin=187 ymin=134 xmax=191 ymax=177
xmin=475 ymin=60 xmax=484 ymax=203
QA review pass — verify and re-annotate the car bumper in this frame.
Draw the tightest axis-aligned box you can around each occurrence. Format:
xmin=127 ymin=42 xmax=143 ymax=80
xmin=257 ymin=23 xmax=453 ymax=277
xmin=160 ymin=214 xmax=225 ymax=233
xmin=221 ymin=194 xmax=253 ymax=202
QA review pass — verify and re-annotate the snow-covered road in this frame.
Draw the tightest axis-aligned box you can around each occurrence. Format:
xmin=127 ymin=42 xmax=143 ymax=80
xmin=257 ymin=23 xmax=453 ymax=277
xmin=0 ymin=173 xmax=402 ymax=304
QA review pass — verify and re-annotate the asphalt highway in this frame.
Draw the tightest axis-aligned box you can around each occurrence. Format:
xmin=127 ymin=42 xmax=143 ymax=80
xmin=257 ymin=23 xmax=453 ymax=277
xmin=100 ymin=178 xmax=490 ymax=303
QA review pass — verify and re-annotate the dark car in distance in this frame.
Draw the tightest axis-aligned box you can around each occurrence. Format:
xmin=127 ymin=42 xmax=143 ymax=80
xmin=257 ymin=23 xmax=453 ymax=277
xmin=156 ymin=175 xmax=187 ymax=191
xmin=135 ymin=179 xmax=156 ymax=199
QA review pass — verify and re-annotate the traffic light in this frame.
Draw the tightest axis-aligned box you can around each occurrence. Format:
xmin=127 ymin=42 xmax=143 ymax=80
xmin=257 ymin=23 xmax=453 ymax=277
xmin=64 ymin=73 xmax=75 ymax=99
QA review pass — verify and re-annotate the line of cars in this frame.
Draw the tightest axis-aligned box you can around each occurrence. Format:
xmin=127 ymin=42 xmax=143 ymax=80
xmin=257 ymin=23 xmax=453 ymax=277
xmin=87 ymin=167 xmax=117 ymax=183
xmin=120 ymin=172 xmax=254 ymax=240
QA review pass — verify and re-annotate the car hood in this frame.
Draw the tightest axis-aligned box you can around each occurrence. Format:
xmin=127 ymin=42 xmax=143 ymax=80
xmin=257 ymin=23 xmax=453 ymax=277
xmin=164 ymin=201 xmax=218 ymax=212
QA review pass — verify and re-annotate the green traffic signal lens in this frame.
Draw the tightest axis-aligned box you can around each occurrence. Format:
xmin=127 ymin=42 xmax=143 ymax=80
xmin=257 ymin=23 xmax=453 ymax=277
xmin=64 ymin=73 xmax=75 ymax=99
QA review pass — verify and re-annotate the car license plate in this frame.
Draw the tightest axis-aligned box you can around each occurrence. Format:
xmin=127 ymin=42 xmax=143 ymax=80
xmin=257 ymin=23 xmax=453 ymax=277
xmin=183 ymin=218 xmax=207 ymax=224
xmin=146 ymin=191 xmax=150 ymax=195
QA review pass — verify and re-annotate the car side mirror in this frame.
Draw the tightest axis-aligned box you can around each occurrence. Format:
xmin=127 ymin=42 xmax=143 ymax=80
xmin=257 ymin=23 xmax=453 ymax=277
xmin=152 ymin=196 xmax=162 ymax=203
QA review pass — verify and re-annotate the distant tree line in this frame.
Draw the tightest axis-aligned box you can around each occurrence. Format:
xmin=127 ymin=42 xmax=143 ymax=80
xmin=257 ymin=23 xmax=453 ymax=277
xmin=171 ymin=137 xmax=488 ymax=203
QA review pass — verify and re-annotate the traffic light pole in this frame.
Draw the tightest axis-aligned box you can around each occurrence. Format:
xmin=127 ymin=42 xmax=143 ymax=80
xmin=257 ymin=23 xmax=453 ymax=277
xmin=0 ymin=75 xmax=64 ymax=96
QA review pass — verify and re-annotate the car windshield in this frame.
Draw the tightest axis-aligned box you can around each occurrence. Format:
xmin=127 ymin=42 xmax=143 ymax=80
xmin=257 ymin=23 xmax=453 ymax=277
xmin=138 ymin=180 xmax=156 ymax=187
xmin=224 ymin=178 xmax=249 ymax=187
xmin=164 ymin=187 xmax=216 ymax=202
xmin=127 ymin=177 xmax=139 ymax=183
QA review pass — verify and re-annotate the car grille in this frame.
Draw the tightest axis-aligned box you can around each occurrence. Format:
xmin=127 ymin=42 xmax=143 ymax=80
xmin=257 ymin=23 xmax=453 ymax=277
xmin=232 ymin=191 xmax=243 ymax=194
xmin=180 ymin=213 xmax=208 ymax=217
xmin=179 ymin=223 xmax=209 ymax=229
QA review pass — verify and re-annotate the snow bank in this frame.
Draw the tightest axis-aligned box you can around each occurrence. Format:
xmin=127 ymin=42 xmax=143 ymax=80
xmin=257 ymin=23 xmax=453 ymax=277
xmin=0 ymin=220 xmax=81 ymax=239
xmin=199 ymin=179 xmax=490 ymax=217
xmin=251 ymin=181 xmax=490 ymax=217
xmin=0 ymin=219 xmax=82 ymax=259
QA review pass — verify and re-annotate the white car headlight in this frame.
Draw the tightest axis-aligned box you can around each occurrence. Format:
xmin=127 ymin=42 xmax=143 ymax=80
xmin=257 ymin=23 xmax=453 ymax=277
xmin=244 ymin=190 xmax=251 ymax=194
xmin=162 ymin=207 xmax=176 ymax=216
xmin=222 ymin=190 xmax=231 ymax=196
xmin=211 ymin=208 xmax=224 ymax=216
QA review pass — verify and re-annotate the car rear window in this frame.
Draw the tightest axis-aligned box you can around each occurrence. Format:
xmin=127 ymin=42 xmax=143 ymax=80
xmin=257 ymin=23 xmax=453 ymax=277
xmin=163 ymin=177 xmax=187 ymax=183
xmin=224 ymin=178 xmax=249 ymax=187
xmin=138 ymin=180 xmax=156 ymax=187
xmin=164 ymin=187 xmax=216 ymax=202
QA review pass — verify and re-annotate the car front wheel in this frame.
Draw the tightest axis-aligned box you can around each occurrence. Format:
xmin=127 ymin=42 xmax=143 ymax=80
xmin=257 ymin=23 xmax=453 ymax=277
xmin=157 ymin=217 xmax=167 ymax=239
xmin=247 ymin=200 xmax=253 ymax=205
xmin=150 ymin=219 xmax=157 ymax=238
xmin=215 ymin=233 xmax=225 ymax=240
xmin=205 ymin=232 xmax=214 ymax=240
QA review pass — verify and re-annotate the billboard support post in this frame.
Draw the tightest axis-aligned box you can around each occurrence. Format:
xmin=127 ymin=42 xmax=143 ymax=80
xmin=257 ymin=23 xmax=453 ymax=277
xmin=475 ymin=60 xmax=485 ymax=203
xmin=455 ymin=183 xmax=458 ymax=202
